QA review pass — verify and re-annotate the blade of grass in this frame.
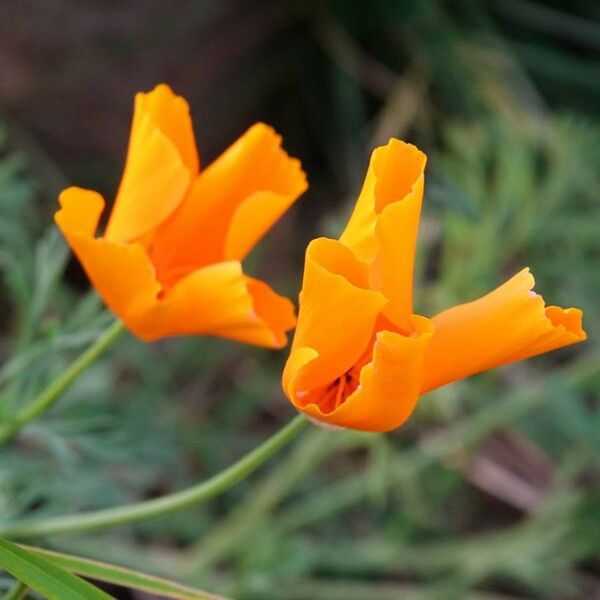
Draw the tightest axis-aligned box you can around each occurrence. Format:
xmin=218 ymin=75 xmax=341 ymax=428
xmin=0 ymin=538 xmax=111 ymax=600
xmin=19 ymin=545 xmax=227 ymax=600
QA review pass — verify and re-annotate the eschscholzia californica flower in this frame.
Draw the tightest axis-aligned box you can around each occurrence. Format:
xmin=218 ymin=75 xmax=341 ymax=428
xmin=283 ymin=139 xmax=586 ymax=431
xmin=56 ymin=84 xmax=307 ymax=347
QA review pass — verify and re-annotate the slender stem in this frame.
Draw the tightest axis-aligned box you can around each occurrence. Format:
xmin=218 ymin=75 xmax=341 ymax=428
xmin=0 ymin=320 xmax=125 ymax=447
xmin=2 ymin=581 xmax=27 ymax=600
xmin=0 ymin=415 xmax=309 ymax=539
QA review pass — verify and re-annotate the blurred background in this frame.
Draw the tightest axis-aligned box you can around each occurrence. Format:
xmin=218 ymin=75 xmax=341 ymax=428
xmin=0 ymin=1 xmax=599 ymax=599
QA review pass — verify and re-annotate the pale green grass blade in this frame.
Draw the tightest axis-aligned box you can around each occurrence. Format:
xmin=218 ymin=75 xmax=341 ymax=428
xmin=0 ymin=538 xmax=111 ymax=600
xmin=21 ymin=544 xmax=228 ymax=600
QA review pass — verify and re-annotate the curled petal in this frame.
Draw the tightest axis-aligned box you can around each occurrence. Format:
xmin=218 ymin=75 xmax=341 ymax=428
xmin=152 ymin=123 xmax=307 ymax=284
xmin=339 ymin=139 xmax=426 ymax=333
xmin=288 ymin=316 xmax=433 ymax=432
xmin=370 ymin=189 xmax=423 ymax=334
xmin=339 ymin=139 xmax=426 ymax=264
xmin=421 ymin=268 xmax=587 ymax=393
xmin=105 ymin=84 xmax=197 ymax=244
xmin=134 ymin=83 xmax=199 ymax=173
xmin=283 ymin=346 xmax=320 ymax=404
xmin=283 ymin=237 xmax=387 ymax=399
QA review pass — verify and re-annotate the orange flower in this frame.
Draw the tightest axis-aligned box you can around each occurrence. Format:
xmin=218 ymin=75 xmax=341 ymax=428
xmin=56 ymin=84 xmax=307 ymax=347
xmin=283 ymin=139 xmax=586 ymax=431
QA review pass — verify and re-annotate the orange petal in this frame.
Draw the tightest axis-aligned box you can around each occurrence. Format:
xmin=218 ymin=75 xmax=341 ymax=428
xmin=136 ymin=83 xmax=199 ymax=174
xmin=55 ymin=188 xmax=161 ymax=323
xmin=131 ymin=261 xmax=295 ymax=347
xmin=283 ymin=237 xmax=387 ymax=396
xmin=339 ymin=140 xmax=426 ymax=333
xmin=369 ymin=188 xmax=423 ymax=334
xmin=287 ymin=316 xmax=433 ymax=432
xmin=224 ymin=189 xmax=304 ymax=262
xmin=105 ymin=84 xmax=197 ymax=244
xmin=230 ymin=276 xmax=297 ymax=348
xmin=55 ymin=186 xmax=104 ymax=236
xmin=421 ymin=268 xmax=587 ymax=393
xmin=151 ymin=123 xmax=307 ymax=284
xmin=339 ymin=139 xmax=426 ymax=264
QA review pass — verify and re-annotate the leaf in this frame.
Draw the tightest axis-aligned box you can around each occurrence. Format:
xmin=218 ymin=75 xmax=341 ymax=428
xmin=0 ymin=537 xmax=112 ymax=599
xmin=21 ymin=544 xmax=228 ymax=600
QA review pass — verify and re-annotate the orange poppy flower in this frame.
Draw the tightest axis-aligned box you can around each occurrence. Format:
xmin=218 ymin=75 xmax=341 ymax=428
xmin=55 ymin=84 xmax=307 ymax=347
xmin=283 ymin=139 xmax=586 ymax=431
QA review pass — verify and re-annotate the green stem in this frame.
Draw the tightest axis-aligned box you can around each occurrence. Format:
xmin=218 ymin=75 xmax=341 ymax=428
xmin=0 ymin=415 xmax=308 ymax=539
xmin=2 ymin=581 xmax=27 ymax=600
xmin=0 ymin=320 xmax=125 ymax=447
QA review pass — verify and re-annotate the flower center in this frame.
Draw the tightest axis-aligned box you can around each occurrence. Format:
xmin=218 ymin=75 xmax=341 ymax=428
xmin=319 ymin=365 xmax=362 ymax=414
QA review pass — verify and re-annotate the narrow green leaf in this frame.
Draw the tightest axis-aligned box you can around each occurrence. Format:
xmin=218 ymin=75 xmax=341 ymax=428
xmin=0 ymin=538 xmax=111 ymax=600
xmin=21 ymin=545 xmax=228 ymax=600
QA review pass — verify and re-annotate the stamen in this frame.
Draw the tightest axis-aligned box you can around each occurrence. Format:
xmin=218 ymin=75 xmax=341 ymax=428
xmin=332 ymin=374 xmax=348 ymax=410
xmin=323 ymin=369 xmax=361 ymax=413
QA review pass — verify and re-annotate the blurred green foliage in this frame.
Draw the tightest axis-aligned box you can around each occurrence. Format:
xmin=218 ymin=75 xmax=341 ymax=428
xmin=0 ymin=1 xmax=598 ymax=599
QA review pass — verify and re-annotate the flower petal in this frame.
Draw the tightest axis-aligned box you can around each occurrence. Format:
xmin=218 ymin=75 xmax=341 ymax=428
xmin=55 ymin=188 xmax=161 ymax=323
xmin=135 ymin=83 xmax=199 ymax=174
xmin=105 ymin=84 xmax=197 ymax=244
xmin=421 ymin=268 xmax=587 ymax=393
xmin=339 ymin=139 xmax=426 ymax=332
xmin=55 ymin=186 xmax=104 ymax=236
xmin=231 ymin=276 xmax=297 ymax=348
xmin=288 ymin=316 xmax=433 ymax=432
xmin=370 ymin=191 xmax=423 ymax=333
xmin=151 ymin=123 xmax=306 ymax=285
xmin=339 ymin=139 xmax=426 ymax=263
xmin=224 ymin=188 xmax=305 ymax=262
xmin=132 ymin=261 xmax=295 ymax=347
xmin=283 ymin=237 xmax=387 ymax=397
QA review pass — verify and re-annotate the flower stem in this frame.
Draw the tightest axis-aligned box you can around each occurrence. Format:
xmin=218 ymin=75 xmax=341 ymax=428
xmin=0 ymin=320 xmax=125 ymax=447
xmin=0 ymin=415 xmax=309 ymax=539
